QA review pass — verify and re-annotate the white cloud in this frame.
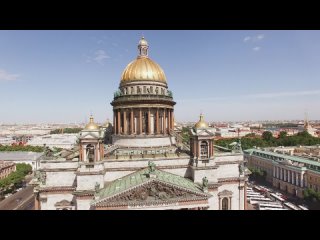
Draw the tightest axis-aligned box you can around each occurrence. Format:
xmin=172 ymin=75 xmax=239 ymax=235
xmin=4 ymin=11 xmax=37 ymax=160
xmin=257 ymin=34 xmax=264 ymax=40
xmin=86 ymin=50 xmax=110 ymax=65
xmin=243 ymin=36 xmax=251 ymax=42
xmin=252 ymin=46 xmax=261 ymax=51
xmin=243 ymin=34 xmax=265 ymax=43
xmin=0 ymin=69 xmax=19 ymax=81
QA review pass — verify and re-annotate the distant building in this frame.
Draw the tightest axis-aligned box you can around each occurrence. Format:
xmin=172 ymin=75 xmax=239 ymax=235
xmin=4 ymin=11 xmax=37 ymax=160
xmin=0 ymin=161 xmax=16 ymax=179
xmin=244 ymin=148 xmax=320 ymax=198
xmin=27 ymin=134 xmax=78 ymax=149
xmin=0 ymin=136 xmax=15 ymax=145
xmin=0 ymin=152 xmax=43 ymax=170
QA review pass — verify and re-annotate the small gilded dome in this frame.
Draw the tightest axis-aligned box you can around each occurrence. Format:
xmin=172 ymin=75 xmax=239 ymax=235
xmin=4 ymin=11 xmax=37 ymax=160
xmin=85 ymin=116 xmax=99 ymax=130
xmin=195 ymin=114 xmax=209 ymax=129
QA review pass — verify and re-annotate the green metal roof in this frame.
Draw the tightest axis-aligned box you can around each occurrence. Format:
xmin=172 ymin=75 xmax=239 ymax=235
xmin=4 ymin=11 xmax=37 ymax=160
xmin=244 ymin=148 xmax=320 ymax=168
xmin=96 ymin=168 xmax=204 ymax=200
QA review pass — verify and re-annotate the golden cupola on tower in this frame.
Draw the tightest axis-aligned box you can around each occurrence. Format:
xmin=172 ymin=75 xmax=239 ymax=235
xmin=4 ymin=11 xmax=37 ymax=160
xmin=120 ymin=37 xmax=167 ymax=85
xmin=84 ymin=116 xmax=99 ymax=130
xmin=195 ymin=114 xmax=209 ymax=129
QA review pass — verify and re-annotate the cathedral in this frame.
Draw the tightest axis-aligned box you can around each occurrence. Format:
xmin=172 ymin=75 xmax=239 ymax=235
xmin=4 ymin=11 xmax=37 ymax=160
xmin=31 ymin=37 xmax=248 ymax=210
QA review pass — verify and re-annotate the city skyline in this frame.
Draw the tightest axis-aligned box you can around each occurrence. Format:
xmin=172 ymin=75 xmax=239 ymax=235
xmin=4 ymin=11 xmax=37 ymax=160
xmin=1 ymin=30 xmax=320 ymax=123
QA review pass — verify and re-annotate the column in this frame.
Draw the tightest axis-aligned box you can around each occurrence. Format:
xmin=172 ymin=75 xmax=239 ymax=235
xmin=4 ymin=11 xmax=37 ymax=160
xmin=147 ymin=108 xmax=151 ymax=135
xmin=156 ymin=108 xmax=159 ymax=134
xmin=168 ymin=109 xmax=171 ymax=132
xmin=123 ymin=110 xmax=127 ymax=135
xmin=279 ymin=168 xmax=282 ymax=180
xmin=113 ymin=110 xmax=116 ymax=134
xmin=100 ymin=143 xmax=104 ymax=160
xmin=291 ymin=171 xmax=294 ymax=185
xmin=163 ymin=108 xmax=166 ymax=134
xmin=130 ymin=109 xmax=134 ymax=135
xmin=296 ymin=173 xmax=299 ymax=187
xmin=34 ymin=193 xmax=40 ymax=210
xmin=171 ymin=110 xmax=174 ymax=131
xmin=284 ymin=169 xmax=287 ymax=182
xmin=167 ymin=109 xmax=170 ymax=134
xmin=300 ymin=174 xmax=303 ymax=187
xmin=139 ymin=108 xmax=142 ymax=134
xmin=273 ymin=166 xmax=276 ymax=178
xmin=288 ymin=170 xmax=291 ymax=184
xmin=117 ymin=110 xmax=121 ymax=135
xmin=96 ymin=145 xmax=100 ymax=161
xmin=194 ymin=139 xmax=197 ymax=158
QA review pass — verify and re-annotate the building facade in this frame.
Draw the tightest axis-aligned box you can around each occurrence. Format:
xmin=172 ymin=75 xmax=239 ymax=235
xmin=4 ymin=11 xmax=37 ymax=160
xmin=0 ymin=152 xmax=42 ymax=171
xmin=244 ymin=148 xmax=320 ymax=198
xmin=32 ymin=37 xmax=247 ymax=210
xmin=0 ymin=161 xmax=16 ymax=179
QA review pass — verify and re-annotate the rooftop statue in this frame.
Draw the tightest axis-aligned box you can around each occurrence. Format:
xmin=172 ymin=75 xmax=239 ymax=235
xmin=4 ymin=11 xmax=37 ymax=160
xmin=202 ymin=176 xmax=208 ymax=189
xmin=229 ymin=138 xmax=242 ymax=153
xmin=238 ymin=163 xmax=245 ymax=175
xmin=95 ymin=182 xmax=100 ymax=193
xmin=148 ymin=161 xmax=156 ymax=173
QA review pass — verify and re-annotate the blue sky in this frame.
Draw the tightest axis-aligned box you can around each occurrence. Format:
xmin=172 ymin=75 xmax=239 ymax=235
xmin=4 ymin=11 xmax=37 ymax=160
xmin=0 ymin=30 xmax=320 ymax=124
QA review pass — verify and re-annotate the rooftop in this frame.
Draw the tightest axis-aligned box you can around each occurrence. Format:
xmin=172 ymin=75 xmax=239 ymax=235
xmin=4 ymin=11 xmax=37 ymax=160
xmin=0 ymin=151 xmax=43 ymax=161
xmin=95 ymin=167 xmax=205 ymax=201
xmin=245 ymin=148 xmax=320 ymax=168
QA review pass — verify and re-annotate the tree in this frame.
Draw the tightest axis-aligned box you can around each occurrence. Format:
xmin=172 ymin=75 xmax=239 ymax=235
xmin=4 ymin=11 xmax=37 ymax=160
xmin=245 ymin=133 xmax=256 ymax=137
xmin=297 ymin=131 xmax=312 ymax=138
xmin=262 ymin=131 xmax=273 ymax=141
xmin=279 ymin=131 xmax=287 ymax=138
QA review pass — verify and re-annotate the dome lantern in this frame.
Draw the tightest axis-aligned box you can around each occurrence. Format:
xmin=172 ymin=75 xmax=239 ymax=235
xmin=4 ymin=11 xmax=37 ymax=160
xmin=138 ymin=36 xmax=149 ymax=57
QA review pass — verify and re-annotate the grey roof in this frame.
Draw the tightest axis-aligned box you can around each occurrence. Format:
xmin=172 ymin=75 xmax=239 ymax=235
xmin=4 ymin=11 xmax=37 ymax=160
xmin=0 ymin=151 xmax=43 ymax=161
xmin=244 ymin=148 xmax=320 ymax=169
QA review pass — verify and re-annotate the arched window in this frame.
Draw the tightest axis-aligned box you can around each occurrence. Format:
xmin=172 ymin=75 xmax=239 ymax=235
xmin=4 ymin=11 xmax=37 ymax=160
xmin=86 ymin=144 xmax=95 ymax=162
xmin=200 ymin=141 xmax=208 ymax=159
xmin=222 ymin=197 xmax=229 ymax=210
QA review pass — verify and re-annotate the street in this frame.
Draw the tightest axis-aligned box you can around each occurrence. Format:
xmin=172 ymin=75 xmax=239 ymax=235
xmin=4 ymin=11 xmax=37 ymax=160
xmin=0 ymin=185 xmax=34 ymax=210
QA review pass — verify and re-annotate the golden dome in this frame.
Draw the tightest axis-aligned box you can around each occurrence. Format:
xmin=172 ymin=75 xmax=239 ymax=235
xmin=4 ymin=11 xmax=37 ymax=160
xmin=85 ymin=116 xmax=99 ymax=130
xmin=195 ymin=114 xmax=209 ymax=129
xmin=121 ymin=57 xmax=167 ymax=84
xmin=120 ymin=37 xmax=167 ymax=84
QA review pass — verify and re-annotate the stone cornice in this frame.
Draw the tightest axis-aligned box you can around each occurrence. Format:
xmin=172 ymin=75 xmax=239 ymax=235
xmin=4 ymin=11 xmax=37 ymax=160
xmin=76 ymin=170 xmax=105 ymax=176
xmin=73 ymin=190 xmax=95 ymax=197
xmin=215 ymin=161 xmax=242 ymax=165
xmin=190 ymin=166 xmax=219 ymax=170
xmin=104 ymin=165 xmax=189 ymax=172
xmin=208 ymin=183 xmax=221 ymax=189
xmin=94 ymin=196 xmax=209 ymax=208
xmin=40 ymin=168 xmax=78 ymax=172
xmin=39 ymin=186 xmax=75 ymax=193
xmin=217 ymin=177 xmax=246 ymax=184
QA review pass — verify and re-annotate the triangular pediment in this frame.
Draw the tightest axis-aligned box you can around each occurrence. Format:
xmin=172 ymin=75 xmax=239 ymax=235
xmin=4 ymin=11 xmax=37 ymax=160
xmin=93 ymin=179 xmax=210 ymax=207
xmin=81 ymin=132 xmax=99 ymax=139
xmin=197 ymin=129 xmax=214 ymax=136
